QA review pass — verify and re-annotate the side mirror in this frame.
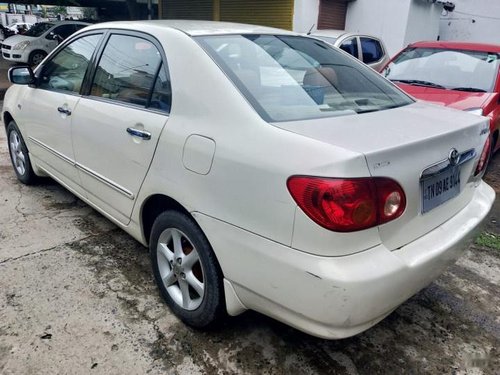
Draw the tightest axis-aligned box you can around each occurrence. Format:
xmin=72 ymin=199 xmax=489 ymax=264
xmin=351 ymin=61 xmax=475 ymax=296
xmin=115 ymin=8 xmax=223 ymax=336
xmin=8 ymin=66 xmax=35 ymax=85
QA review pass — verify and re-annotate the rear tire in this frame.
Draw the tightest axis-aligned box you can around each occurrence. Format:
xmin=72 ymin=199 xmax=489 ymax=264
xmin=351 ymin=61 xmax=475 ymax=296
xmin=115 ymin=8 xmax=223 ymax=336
xmin=150 ymin=210 xmax=226 ymax=328
xmin=6 ymin=121 xmax=38 ymax=185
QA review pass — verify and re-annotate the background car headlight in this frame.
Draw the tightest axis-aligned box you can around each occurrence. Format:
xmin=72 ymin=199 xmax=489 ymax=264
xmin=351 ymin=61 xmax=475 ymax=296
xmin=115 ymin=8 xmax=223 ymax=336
xmin=13 ymin=40 xmax=30 ymax=50
xmin=464 ymin=108 xmax=484 ymax=116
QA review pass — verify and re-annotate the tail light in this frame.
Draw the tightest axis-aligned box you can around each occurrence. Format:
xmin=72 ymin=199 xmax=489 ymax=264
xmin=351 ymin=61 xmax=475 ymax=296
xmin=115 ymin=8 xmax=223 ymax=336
xmin=287 ymin=176 xmax=406 ymax=232
xmin=474 ymin=136 xmax=491 ymax=176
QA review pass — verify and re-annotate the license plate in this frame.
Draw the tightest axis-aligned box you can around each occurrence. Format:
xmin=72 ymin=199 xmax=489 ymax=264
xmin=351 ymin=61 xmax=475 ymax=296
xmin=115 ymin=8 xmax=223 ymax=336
xmin=421 ymin=166 xmax=461 ymax=213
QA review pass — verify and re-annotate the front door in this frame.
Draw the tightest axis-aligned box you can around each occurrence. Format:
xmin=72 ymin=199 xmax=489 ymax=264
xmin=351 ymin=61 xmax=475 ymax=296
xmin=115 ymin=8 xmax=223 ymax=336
xmin=22 ymin=33 xmax=103 ymax=196
xmin=72 ymin=33 xmax=171 ymax=225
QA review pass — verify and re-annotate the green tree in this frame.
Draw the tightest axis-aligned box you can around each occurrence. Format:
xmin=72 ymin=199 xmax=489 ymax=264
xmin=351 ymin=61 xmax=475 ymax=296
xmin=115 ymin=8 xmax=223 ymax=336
xmin=82 ymin=7 xmax=97 ymax=20
xmin=53 ymin=6 xmax=68 ymax=16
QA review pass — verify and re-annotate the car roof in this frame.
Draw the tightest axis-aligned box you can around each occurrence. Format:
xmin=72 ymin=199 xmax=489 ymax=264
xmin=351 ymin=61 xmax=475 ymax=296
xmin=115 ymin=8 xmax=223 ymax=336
xmin=309 ymin=29 xmax=348 ymax=39
xmin=409 ymin=41 xmax=500 ymax=53
xmin=85 ymin=20 xmax=297 ymax=36
xmin=50 ymin=21 xmax=91 ymax=25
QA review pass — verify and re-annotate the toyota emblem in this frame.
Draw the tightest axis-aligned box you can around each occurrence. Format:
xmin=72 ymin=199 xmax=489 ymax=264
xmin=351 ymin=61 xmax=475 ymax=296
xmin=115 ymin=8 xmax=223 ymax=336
xmin=449 ymin=148 xmax=459 ymax=166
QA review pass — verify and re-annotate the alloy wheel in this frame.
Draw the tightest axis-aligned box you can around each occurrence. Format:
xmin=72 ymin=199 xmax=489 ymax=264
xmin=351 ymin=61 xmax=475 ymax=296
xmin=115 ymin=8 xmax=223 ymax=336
xmin=157 ymin=228 xmax=205 ymax=310
xmin=9 ymin=130 xmax=26 ymax=176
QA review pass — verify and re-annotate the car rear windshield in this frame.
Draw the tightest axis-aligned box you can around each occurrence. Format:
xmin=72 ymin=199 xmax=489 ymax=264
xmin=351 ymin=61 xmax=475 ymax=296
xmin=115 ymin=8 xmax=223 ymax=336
xmin=24 ymin=22 xmax=54 ymax=37
xmin=384 ymin=47 xmax=500 ymax=93
xmin=197 ymin=35 xmax=413 ymax=122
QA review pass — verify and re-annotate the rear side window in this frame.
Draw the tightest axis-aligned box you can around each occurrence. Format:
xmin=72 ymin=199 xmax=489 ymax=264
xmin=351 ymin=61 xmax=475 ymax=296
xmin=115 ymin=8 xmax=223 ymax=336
xmin=339 ymin=37 xmax=359 ymax=58
xmin=149 ymin=63 xmax=172 ymax=112
xmin=360 ymin=37 xmax=383 ymax=64
xmin=91 ymin=34 xmax=168 ymax=110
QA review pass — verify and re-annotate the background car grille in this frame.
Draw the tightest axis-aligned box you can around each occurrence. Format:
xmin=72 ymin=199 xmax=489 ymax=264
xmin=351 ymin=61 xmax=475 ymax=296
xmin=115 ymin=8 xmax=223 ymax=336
xmin=2 ymin=44 xmax=11 ymax=50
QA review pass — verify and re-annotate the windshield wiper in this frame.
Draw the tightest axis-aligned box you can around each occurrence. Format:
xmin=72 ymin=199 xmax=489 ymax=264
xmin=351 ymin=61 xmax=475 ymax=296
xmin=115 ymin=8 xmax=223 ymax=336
xmin=391 ymin=79 xmax=445 ymax=89
xmin=450 ymin=87 xmax=487 ymax=93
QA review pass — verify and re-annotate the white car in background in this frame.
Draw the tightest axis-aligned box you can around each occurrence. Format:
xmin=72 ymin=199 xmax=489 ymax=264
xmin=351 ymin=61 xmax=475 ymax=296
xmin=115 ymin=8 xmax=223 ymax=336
xmin=6 ymin=22 xmax=33 ymax=34
xmin=309 ymin=29 xmax=390 ymax=71
xmin=1 ymin=21 xmax=89 ymax=65
xmin=2 ymin=20 xmax=495 ymax=339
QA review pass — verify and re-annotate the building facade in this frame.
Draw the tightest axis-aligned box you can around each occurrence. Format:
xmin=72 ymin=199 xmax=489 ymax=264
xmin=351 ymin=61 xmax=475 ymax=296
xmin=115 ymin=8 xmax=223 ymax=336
xmin=159 ymin=0 xmax=447 ymax=56
xmin=346 ymin=0 xmax=444 ymax=56
xmin=440 ymin=0 xmax=500 ymax=44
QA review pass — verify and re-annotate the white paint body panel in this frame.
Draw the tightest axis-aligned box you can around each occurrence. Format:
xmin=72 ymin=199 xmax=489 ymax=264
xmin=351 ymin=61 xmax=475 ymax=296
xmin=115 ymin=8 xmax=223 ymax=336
xmin=71 ymin=98 xmax=168 ymax=225
xmin=2 ymin=20 xmax=496 ymax=339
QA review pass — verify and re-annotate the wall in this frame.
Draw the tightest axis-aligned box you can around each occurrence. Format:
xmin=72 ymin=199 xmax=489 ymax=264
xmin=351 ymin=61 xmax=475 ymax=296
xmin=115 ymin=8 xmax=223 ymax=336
xmin=440 ymin=0 xmax=500 ymax=44
xmin=293 ymin=0 xmax=320 ymax=33
xmin=345 ymin=0 xmax=412 ymax=57
xmin=404 ymin=0 xmax=442 ymax=47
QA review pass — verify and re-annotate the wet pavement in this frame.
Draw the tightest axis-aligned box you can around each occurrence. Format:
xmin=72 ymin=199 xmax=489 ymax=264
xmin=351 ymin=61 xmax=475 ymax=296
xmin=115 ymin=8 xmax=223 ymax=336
xmin=0 ymin=120 xmax=499 ymax=374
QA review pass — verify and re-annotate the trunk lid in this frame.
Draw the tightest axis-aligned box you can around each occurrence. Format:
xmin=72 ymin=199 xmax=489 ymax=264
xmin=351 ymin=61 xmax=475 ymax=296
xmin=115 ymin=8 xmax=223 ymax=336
xmin=273 ymin=101 xmax=489 ymax=250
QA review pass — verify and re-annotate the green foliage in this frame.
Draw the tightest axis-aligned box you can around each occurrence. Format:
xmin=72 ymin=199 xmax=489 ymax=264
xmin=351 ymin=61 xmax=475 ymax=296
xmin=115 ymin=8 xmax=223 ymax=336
xmin=53 ymin=6 xmax=68 ymax=16
xmin=475 ymin=232 xmax=500 ymax=250
xmin=82 ymin=7 xmax=97 ymax=20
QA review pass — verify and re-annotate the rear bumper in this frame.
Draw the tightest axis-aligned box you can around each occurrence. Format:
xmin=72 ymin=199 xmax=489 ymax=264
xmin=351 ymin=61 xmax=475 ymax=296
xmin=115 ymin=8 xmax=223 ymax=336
xmin=195 ymin=181 xmax=495 ymax=339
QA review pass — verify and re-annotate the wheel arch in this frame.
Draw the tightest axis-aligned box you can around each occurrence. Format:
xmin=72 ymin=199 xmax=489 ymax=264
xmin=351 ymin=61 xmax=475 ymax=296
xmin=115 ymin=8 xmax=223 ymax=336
xmin=3 ymin=111 xmax=14 ymax=131
xmin=141 ymin=193 xmax=192 ymax=245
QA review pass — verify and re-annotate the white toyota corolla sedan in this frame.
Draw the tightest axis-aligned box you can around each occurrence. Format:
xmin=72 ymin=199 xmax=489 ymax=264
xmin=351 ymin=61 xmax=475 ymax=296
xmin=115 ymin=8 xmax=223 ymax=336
xmin=3 ymin=20 xmax=495 ymax=339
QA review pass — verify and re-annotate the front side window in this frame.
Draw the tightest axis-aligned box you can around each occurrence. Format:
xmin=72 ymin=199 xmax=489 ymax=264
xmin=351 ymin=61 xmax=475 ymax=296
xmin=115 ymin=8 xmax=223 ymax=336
xmin=339 ymin=37 xmax=359 ymax=58
xmin=39 ymin=33 xmax=102 ymax=93
xmin=384 ymin=47 xmax=500 ymax=92
xmin=91 ymin=34 xmax=162 ymax=108
xmin=198 ymin=35 xmax=413 ymax=122
xmin=49 ymin=24 xmax=77 ymax=40
xmin=361 ymin=37 xmax=383 ymax=64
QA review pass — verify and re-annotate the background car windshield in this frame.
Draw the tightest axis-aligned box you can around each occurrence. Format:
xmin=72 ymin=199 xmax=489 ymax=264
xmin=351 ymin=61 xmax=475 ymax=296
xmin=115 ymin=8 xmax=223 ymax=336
xmin=24 ymin=23 xmax=53 ymax=37
xmin=198 ymin=35 xmax=412 ymax=122
xmin=384 ymin=48 xmax=500 ymax=92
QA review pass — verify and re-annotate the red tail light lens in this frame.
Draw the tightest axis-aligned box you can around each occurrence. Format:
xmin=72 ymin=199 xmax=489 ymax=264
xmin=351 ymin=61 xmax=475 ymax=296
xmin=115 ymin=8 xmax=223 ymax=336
xmin=474 ymin=136 xmax=491 ymax=176
xmin=287 ymin=176 xmax=406 ymax=232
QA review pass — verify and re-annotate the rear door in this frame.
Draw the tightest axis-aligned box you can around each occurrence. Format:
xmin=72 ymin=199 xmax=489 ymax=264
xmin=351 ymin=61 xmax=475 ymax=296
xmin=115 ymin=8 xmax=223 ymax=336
xmin=72 ymin=32 xmax=171 ymax=225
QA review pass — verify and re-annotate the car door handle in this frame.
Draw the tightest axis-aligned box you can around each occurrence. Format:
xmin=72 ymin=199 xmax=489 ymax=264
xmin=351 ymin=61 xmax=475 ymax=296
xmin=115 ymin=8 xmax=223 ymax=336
xmin=57 ymin=107 xmax=71 ymax=116
xmin=126 ymin=127 xmax=151 ymax=140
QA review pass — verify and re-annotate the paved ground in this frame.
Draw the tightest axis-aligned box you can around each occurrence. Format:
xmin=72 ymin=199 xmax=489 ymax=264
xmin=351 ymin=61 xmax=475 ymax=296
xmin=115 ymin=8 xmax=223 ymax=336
xmin=0 ymin=118 xmax=499 ymax=374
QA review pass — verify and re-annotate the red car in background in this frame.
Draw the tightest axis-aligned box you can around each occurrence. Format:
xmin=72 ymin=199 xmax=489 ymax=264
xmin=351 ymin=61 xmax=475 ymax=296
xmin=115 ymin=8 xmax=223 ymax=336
xmin=382 ymin=41 xmax=500 ymax=155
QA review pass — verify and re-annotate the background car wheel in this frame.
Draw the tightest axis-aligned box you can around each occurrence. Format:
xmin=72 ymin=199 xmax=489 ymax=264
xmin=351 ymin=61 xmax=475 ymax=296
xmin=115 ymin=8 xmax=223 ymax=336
xmin=6 ymin=121 xmax=38 ymax=185
xmin=29 ymin=50 xmax=47 ymax=66
xmin=150 ymin=210 xmax=226 ymax=328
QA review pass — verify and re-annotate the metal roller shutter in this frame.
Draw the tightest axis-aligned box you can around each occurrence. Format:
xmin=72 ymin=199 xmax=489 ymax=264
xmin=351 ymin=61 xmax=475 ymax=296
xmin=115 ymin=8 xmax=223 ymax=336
xmin=220 ymin=0 xmax=294 ymax=30
xmin=318 ymin=0 xmax=347 ymax=30
xmin=159 ymin=0 xmax=213 ymax=20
